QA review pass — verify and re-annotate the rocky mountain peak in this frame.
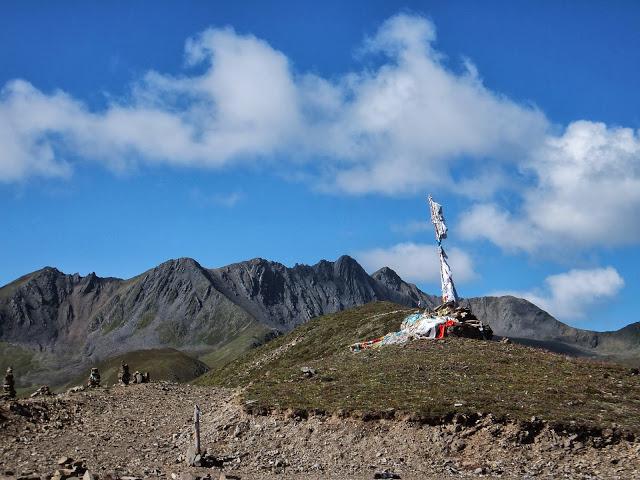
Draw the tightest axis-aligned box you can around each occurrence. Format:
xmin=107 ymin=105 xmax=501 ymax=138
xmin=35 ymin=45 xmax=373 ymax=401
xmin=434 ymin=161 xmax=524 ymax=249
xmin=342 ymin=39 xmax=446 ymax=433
xmin=39 ymin=266 xmax=62 ymax=275
xmin=332 ymin=255 xmax=369 ymax=279
xmin=154 ymin=257 xmax=203 ymax=272
xmin=371 ymin=266 xmax=403 ymax=288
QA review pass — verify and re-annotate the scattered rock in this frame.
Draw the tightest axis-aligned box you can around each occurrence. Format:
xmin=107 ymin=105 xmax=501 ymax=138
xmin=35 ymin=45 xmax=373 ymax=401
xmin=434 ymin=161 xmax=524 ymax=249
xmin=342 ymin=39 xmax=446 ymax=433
xmin=300 ymin=367 xmax=316 ymax=378
xmin=218 ymin=474 xmax=241 ymax=480
xmin=1 ymin=383 xmax=638 ymax=480
xmin=29 ymin=385 xmax=52 ymax=398
xmin=373 ymin=470 xmax=401 ymax=479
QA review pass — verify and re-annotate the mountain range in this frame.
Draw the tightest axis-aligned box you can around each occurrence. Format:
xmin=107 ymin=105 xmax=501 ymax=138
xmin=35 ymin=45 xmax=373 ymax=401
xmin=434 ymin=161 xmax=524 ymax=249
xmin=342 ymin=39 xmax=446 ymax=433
xmin=0 ymin=255 xmax=637 ymax=388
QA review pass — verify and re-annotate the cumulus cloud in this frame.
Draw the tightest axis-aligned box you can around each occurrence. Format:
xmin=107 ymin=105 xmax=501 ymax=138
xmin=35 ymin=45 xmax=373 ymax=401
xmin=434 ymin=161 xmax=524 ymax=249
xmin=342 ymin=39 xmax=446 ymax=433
xmin=458 ymin=203 xmax=545 ymax=253
xmin=460 ymin=121 xmax=640 ymax=252
xmin=4 ymin=13 xmax=636 ymax=256
xmin=0 ymin=26 xmax=304 ymax=182
xmin=320 ymin=15 xmax=548 ymax=194
xmin=355 ymin=242 xmax=476 ymax=284
xmin=495 ymin=266 xmax=624 ymax=321
xmin=0 ymin=13 xmax=548 ymax=191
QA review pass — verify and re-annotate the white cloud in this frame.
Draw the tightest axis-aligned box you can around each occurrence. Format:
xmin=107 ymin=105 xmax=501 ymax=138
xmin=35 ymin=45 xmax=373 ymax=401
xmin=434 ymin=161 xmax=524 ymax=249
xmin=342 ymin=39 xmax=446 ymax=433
xmin=460 ymin=121 xmax=640 ymax=252
xmin=0 ymin=27 xmax=302 ymax=183
xmin=3 ymin=14 xmax=637 ymax=256
xmin=190 ymin=188 xmax=244 ymax=208
xmin=318 ymin=14 xmax=548 ymax=195
xmin=355 ymin=242 xmax=476 ymax=283
xmin=458 ymin=203 xmax=545 ymax=253
xmin=495 ymin=266 xmax=624 ymax=321
xmin=0 ymin=13 xmax=548 ymax=192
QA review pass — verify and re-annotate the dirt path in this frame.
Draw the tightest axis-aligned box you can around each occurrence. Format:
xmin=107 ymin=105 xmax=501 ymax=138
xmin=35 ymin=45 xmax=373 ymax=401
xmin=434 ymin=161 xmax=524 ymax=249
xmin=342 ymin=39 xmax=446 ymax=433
xmin=1 ymin=383 xmax=638 ymax=479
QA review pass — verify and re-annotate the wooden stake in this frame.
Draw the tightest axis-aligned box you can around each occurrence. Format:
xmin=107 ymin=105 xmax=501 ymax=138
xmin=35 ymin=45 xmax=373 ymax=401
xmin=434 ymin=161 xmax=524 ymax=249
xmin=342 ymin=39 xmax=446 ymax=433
xmin=194 ymin=404 xmax=201 ymax=455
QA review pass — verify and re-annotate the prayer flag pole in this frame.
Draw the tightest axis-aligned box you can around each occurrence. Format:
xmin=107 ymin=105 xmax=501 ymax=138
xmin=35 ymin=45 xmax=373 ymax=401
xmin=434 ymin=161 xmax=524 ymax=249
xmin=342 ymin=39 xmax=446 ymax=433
xmin=428 ymin=195 xmax=459 ymax=305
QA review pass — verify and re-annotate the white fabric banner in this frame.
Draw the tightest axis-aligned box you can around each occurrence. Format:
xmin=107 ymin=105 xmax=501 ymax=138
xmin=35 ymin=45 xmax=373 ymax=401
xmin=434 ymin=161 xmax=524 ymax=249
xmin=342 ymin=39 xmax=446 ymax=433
xmin=428 ymin=194 xmax=459 ymax=304
xmin=428 ymin=195 xmax=448 ymax=243
xmin=439 ymin=246 xmax=459 ymax=303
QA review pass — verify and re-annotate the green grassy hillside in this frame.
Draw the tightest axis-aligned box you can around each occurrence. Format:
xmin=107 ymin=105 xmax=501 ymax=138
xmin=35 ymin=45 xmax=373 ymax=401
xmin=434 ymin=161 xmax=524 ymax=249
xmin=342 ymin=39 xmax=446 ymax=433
xmin=70 ymin=348 xmax=209 ymax=387
xmin=197 ymin=301 xmax=640 ymax=432
xmin=198 ymin=322 xmax=275 ymax=370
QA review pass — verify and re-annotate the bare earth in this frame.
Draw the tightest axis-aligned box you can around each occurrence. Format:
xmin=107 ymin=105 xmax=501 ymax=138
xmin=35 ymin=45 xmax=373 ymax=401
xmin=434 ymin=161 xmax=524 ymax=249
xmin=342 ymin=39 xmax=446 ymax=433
xmin=1 ymin=383 xmax=639 ymax=480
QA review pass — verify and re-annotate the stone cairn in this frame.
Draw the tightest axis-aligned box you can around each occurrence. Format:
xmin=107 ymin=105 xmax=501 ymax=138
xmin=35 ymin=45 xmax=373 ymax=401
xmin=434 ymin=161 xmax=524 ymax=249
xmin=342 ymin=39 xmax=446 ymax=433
xmin=3 ymin=366 xmax=16 ymax=399
xmin=118 ymin=363 xmax=131 ymax=386
xmin=132 ymin=371 xmax=150 ymax=384
xmin=432 ymin=301 xmax=493 ymax=340
xmin=117 ymin=363 xmax=150 ymax=386
xmin=87 ymin=367 xmax=101 ymax=388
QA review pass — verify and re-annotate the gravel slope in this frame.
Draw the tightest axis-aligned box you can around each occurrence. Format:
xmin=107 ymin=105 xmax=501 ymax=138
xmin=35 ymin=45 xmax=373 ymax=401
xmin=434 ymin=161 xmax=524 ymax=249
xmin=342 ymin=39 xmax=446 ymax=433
xmin=1 ymin=383 xmax=639 ymax=480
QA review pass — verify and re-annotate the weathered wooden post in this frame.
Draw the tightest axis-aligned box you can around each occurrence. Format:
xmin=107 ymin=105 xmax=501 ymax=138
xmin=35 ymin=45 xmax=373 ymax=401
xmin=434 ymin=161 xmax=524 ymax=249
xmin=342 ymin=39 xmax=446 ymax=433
xmin=194 ymin=404 xmax=201 ymax=455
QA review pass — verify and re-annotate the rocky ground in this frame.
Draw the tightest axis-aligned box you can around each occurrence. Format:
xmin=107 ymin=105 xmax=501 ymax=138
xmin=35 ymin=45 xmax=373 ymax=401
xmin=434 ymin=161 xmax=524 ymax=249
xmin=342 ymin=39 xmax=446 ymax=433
xmin=1 ymin=383 xmax=639 ymax=480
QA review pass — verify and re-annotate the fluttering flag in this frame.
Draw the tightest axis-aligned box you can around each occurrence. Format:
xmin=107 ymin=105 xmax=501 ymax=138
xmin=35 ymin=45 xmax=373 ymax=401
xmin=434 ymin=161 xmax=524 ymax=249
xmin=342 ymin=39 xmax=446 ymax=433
xmin=428 ymin=195 xmax=448 ymax=243
xmin=428 ymin=195 xmax=458 ymax=304
xmin=438 ymin=246 xmax=459 ymax=304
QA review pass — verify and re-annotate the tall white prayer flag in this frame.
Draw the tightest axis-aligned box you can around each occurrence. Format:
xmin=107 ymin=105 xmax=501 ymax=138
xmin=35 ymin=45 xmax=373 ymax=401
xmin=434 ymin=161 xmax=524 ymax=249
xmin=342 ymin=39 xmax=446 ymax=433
xmin=428 ymin=195 xmax=459 ymax=304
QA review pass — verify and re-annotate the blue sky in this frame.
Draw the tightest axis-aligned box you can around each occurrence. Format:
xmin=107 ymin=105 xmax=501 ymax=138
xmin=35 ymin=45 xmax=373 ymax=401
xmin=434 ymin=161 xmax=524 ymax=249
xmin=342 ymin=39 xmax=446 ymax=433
xmin=1 ymin=1 xmax=639 ymax=332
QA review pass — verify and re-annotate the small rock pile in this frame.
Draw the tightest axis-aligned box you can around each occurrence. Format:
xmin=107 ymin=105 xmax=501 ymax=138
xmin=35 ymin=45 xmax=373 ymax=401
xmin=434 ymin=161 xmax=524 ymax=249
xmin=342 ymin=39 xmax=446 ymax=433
xmin=117 ymin=364 xmax=149 ymax=386
xmin=3 ymin=367 xmax=16 ymax=399
xmin=432 ymin=301 xmax=493 ymax=340
xmin=131 ymin=371 xmax=149 ymax=384
xmin=117 ymin=363 xmax=131 ymax=385
xmin=87 ymin=368 xmax=101 ymax=388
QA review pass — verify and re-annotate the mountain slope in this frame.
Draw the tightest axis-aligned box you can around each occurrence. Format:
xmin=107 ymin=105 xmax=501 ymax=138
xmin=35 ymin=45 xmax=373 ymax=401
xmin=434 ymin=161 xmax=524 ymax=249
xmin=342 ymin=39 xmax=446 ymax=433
xmin=207 ymin=255 xmax=439 ymax=330
xmin=0 ymin=256 xmax=439 ymax=388
xmin=1 ymin=255 xmax=638 ymax=388
xmin=464 ymin=296 xmax=640 ymax=361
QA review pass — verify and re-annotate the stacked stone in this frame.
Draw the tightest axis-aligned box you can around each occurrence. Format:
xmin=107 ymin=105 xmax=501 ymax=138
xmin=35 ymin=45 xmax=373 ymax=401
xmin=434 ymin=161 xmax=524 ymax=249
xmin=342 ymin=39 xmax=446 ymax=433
xmin=3 ymin=367 xmax=16 ymax=399
xmin=118 ymin=363 xmax=131 ymax=385
xmin=433 ymin=301 xmax=493 ymax=340
xmin=87 ymin=368 xmax=100 ymax=388
xmin=132 ymin=370 xmax=151 ymax=384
